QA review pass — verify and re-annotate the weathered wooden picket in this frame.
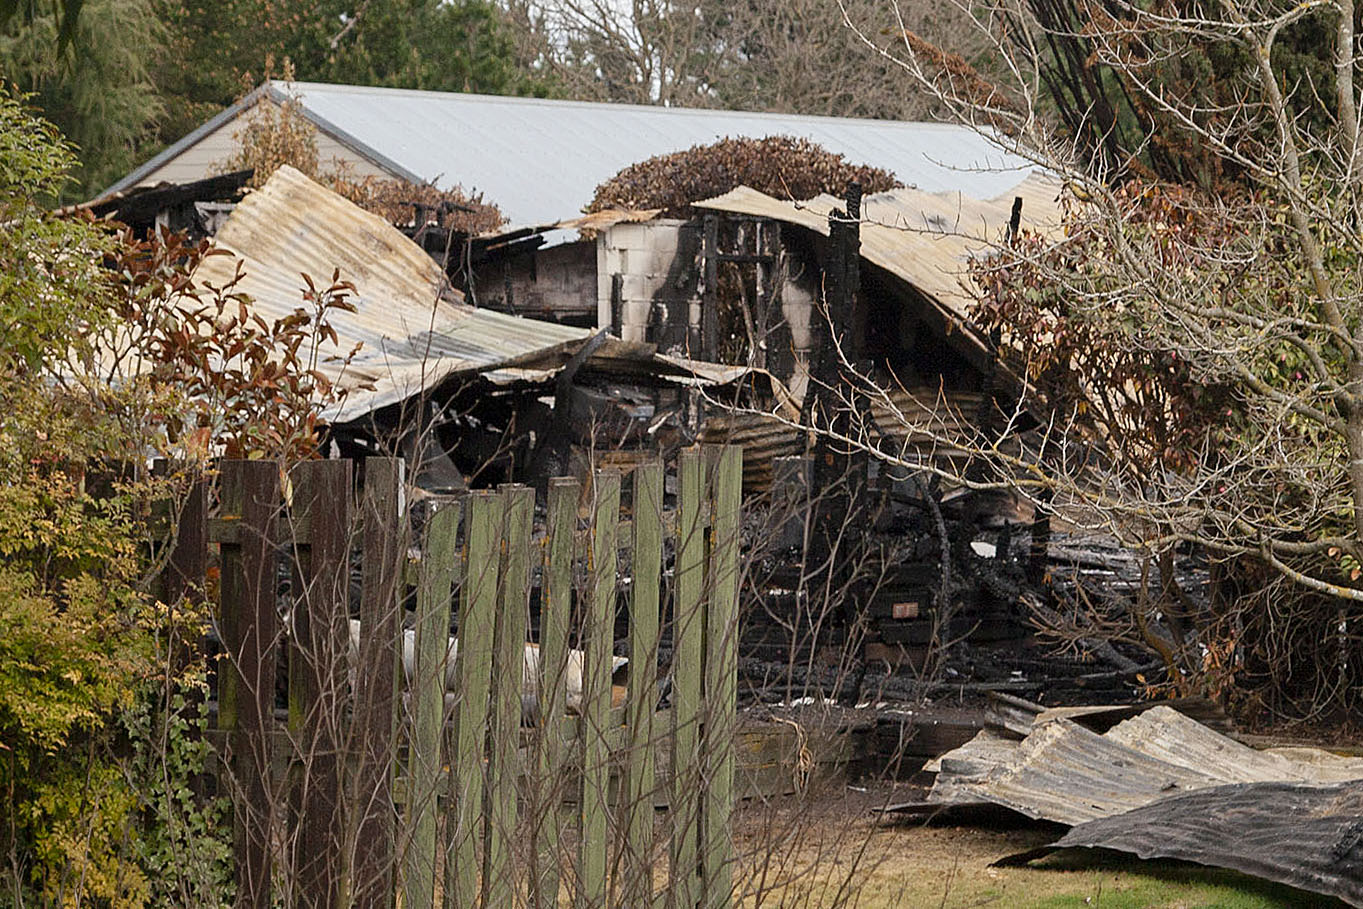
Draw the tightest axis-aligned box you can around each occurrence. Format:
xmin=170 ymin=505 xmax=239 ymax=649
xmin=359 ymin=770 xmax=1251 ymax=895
xmin=185 ymin=446 xmax=741 ymax=908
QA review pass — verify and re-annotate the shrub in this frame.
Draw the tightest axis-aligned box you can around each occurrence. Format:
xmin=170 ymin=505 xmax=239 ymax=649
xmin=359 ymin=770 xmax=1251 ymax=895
xmin=587 ymin=135 xmax=901 ymax=218
xmin=0 ymin=87 xmax=236 ymax=907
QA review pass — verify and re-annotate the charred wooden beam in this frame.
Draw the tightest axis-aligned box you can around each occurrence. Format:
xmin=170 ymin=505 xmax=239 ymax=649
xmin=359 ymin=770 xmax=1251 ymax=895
xmin=701 ymin=213 xmax=719 ymax=360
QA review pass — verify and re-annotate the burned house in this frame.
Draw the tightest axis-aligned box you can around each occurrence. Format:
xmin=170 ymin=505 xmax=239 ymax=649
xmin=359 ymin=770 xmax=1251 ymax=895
xmin=98 ymin=82 xmax=1074 ymax=671
xmin=449 ymin=176 xmax=1068 ymax=671
xmin=96 ymin=78 xmax=1058 ymax=473
xmin=455 ymin=175 xmax=1061 ymax=464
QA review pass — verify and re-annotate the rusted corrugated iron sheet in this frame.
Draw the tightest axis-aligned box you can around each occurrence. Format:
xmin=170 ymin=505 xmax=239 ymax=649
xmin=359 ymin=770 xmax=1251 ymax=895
xmin=194 ymin=165 xmax=594 ymax=423
xmin=1029 ymin=780 xmax=1363 ymax=907
xmin=698 ymin=412 xmax=804 ymax=491
xmin=913 ymin=706 xmax=1363 ymax=826
xmin=898 ymin=701 xmax=1363 ymax=903
xmin=695 ymin=173 xmax=1064 ymax=352
xmin=697 ymin=386 xmax=1001 ymax=491
xmin=475 ymin=208 xmax=662 ymax=239
xmin=930 ymin=714 xmax=1222 ymax=825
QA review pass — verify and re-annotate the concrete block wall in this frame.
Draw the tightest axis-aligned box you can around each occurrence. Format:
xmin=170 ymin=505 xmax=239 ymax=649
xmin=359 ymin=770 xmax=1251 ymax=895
xmin=597 ymin=219 xmax=693 ymax=345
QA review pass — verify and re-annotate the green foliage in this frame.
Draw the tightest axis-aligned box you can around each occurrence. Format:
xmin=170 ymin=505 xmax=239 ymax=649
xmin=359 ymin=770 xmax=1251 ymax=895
xmin=0 ymin=479 xmax=150 ymax=753
xmin=298 ymin=0 xmax=554 ymax=96
xmin=0 ymin=87 xmax=231 ymax=905
xmin=1 ymin=0 xmax=551 ymax=197
xmin=0 ymin=0 xmax=81 ymax=46
xmin=118 ymin=674 xmax=234 ymax=908
xmin=0 ymin=0 xmax=166 ymax=195
xmin=0 ymin=92 xmax=112 ymax=372
xmin=153 ymin=0 xmax=554 ymax=135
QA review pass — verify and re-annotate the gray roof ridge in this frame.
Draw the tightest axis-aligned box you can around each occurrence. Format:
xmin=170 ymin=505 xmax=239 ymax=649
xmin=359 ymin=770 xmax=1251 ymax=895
xmin=269 ymin=79 xmax=976 ymax=133
xmin=264 ymin=83 xmax=425 ymax=185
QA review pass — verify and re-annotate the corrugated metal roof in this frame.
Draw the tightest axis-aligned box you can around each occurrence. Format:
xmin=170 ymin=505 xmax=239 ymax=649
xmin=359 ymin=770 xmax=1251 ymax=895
xmin=695 ymin=173 xmax=1063 ymax=345
xmin=108 ymin=80 xmax=1042 ymax=225
xmin=193 ymin=165 xmax=593 ymax=422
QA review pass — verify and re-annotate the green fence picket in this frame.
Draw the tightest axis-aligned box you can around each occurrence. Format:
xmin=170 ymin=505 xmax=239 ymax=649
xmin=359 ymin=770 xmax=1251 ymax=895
xmin=404 ymin=498 xmax=460 ymax=909
xmin=702 ymin=446 xmax=742 ymax=908
xmin=533 ymin=478 xmax=579 ymax=909
xmin=485 ymin=485 xmax=533 ymax=907
xmin=670 ymin=451 xmax=706 ymax=909
xmin=621 ymin=462 xmax=663 ymax=906
xmin=580 ymin=470 xmax=621 ymax=908
xmin=447 ymin=491 xmax=503 ymax=909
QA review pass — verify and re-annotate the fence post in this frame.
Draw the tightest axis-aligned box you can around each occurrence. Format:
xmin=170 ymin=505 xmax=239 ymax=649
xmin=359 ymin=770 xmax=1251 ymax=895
xmin=580 ymin=470 xmax=621 ymax=908
xmin=153 ymin=462 xmax=208 ymax=713
xmin=701 ymin=446 xmax=742 ymax=908
xmin=670 ymin=450 xmax=706 ymax=909
xmin=404 ymin=498 xmax=460 ymax=909
xmin=289 ymin=459 xmax=352 ymax=907
xmin=485 ymin=485 xmax=533 ymax=907
xmin=219 ymin=460 xmax=281 ymax=909
xmin=532 ymin=478 xmax=580 ymax=909
xmin=354 ymin=458 xmax=404 ymax=909
xmin=621 ymin=461 xmax=663 ymax=906
xmin=447 ymin=491 xmax=503 ymax=909
xmin=156 ymin=464 xmax=207 ymax=625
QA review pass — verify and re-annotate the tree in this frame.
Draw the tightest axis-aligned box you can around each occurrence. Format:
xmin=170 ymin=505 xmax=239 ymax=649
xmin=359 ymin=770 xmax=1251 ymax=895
xmin=0 ymin=0 xmax=556 ymax=196
xmin=698 ymin=0 xmax=996 ymax=120
xmin=0 ymin=0 xmax=165 ymax=195
xmin=0 ymin=88 xmax=234 ymax=905
xmin=815 ymin=0 xmax=1363 ymax=718
xmin=520 ymin=0 xmax=994 ymax=117
xmin=0 ymin=0 xmax=81 ymax=48
xmin=154 ymin=0 xmax=553 ymax=118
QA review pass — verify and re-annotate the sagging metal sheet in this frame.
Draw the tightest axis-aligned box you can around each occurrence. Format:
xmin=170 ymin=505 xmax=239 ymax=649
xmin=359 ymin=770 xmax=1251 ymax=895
xmin=1024 ymin=780 xmax=1363 ymax=907
xmin=193 ymin=165 xmax=594 ymax=423
xmin=919 ymin=706 xmax=1363 ymax=826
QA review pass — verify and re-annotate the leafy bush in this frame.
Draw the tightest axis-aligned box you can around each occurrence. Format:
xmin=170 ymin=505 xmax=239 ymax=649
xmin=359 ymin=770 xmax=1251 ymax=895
xmin=587 ymin=135 xmax=901 ymax=218
xmin=0 ymin=88 xmax=233 ymax=907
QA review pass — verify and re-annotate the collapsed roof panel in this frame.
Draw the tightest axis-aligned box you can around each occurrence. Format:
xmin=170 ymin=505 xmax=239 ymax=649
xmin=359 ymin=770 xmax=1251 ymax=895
xmin=192 ymin=165 xmax=595 ymax=423
xmin=903 ymin=705 xmax=1363 ymax=826
xmin=1036 ymin=780 xmax=1363 ymax=907
xmin=891 ymin=701 xmax=1363 ymax=903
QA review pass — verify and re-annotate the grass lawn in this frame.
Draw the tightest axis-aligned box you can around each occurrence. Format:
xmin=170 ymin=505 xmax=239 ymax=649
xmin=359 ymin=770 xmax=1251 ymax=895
xmin=732 ymin=784 xmax=1340 ymax=908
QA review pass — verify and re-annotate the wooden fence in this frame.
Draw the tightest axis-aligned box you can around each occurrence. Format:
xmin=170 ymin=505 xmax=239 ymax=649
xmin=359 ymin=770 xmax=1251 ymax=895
xmin=174 ymin=446 xmax=742 ymax=908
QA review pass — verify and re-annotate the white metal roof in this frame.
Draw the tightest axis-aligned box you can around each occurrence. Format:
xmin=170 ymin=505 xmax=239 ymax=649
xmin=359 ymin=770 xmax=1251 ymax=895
xmin=107 ymin=80 xmax=1039 ymax=226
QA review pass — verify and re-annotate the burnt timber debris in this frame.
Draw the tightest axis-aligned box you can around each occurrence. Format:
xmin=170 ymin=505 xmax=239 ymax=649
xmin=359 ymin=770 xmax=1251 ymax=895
xmin=116 ymin=164 xmax=1178 ymax=709
xmin=79 ymin=168 xmax=253 ymax=237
